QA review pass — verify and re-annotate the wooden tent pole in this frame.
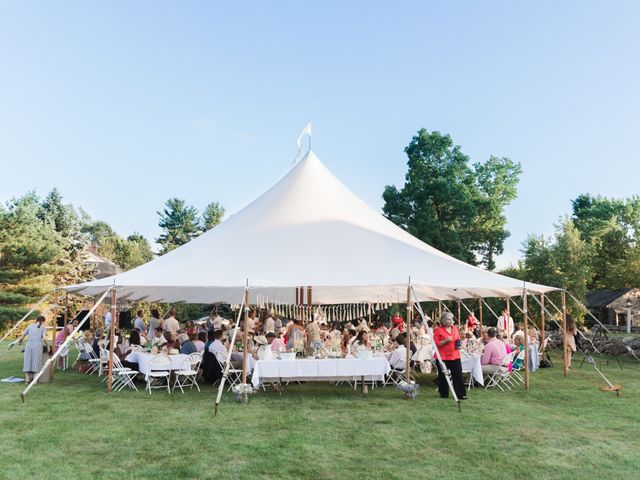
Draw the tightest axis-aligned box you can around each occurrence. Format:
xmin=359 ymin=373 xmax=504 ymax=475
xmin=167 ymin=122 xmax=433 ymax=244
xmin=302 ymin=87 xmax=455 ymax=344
xmin=406 ymin=284 xmax=413 ymax=383
xmin=49 ymin=296 xmax=57 ymax=378
xmin=540 ymin=294 xmax=546 ymax=353
xmin=561 ymin=290 xmax=568 ymax=377
xmin=60 ymin=292 xmax=69 ymax=369
xmin=107 ymin=288 xmax=116 ymax=392
xmin=457 ymin=300 xmax=461 ymax=326
xmin=438 ymin=301 xmax=442 ymax=319
xmin=479 ymin=298 xmax=483 ymax=330
xmin=523 ymin=291 xmax=530 ymax=390
xmin=242 ymin=287 xmax=250 ymax=384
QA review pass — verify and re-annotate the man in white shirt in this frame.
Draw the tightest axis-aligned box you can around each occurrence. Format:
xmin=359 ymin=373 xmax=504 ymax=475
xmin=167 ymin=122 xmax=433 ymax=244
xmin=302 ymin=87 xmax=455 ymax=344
xmin=246 ymin=311 xmax=257 ymax=334
xmin=264 ymin=315 xmax=275 ymax=334
xmin=163 ymin=308 xmax=180 ymax=334
xmin=213 ymin=315 xmax=223 ymax=331
xmin=386 ymin=334 xmax=407 ymax=371
xmin=497 ymin=308 xmax=514 ymax=339
xmin=209 ymin=330 xmax=243 ymax=368
xmin=133 ymin=310 xmax=147 ymax=336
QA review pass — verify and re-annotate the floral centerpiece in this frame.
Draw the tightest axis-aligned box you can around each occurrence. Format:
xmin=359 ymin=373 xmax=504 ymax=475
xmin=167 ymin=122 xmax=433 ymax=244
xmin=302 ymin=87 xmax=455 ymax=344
xmin=396 ymin=380 xmax=420 ymax=400
xmin=232 ymin=383 xmax=254 ymax=403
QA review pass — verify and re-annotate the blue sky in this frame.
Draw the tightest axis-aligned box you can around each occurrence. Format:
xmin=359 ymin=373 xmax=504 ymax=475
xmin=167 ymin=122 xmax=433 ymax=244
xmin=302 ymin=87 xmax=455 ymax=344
xmin=1 ymin=2 xmax=638 ymax=268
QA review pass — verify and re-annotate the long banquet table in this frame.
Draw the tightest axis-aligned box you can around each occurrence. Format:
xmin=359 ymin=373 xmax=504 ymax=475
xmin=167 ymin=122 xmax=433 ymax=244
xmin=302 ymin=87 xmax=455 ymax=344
xmin=251 ymin=357 xmax=391 ymax=389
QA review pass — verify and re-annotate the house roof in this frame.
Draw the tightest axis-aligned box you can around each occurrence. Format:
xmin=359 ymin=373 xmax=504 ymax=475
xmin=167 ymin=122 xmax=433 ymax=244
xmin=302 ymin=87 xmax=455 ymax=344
xmin=585 ymin=289 xmax=632 ymax=308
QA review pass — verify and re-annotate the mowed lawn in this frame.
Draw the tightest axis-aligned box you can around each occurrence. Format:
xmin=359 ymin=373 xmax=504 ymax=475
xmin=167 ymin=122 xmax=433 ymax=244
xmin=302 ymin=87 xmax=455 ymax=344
xmin=1 ymin=350 xmax=639 ymax=480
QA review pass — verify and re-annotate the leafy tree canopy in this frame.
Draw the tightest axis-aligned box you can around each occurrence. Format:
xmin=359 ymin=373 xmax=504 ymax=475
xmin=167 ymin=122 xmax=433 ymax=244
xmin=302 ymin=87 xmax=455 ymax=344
xmin=383 ymin=129 xmax=522 ymax=269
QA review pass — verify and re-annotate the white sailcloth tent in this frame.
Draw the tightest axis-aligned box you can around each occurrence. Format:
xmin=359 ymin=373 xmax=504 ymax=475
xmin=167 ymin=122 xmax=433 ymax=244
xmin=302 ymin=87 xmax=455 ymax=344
xmin=64 ymin=151 xmax=557 ymax=303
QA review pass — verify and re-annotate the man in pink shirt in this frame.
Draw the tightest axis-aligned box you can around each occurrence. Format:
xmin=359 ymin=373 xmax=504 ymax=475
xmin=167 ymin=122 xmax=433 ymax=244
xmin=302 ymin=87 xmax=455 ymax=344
xmin=481 ymin=327 xmax=507 ymax=375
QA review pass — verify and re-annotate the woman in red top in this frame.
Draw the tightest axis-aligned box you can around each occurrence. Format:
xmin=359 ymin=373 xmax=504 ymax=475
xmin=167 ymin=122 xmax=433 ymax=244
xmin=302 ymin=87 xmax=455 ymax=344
xmin=466 ymin=313 xmax=479 ymax=337
xmin=433 ymin=312 xmax=467 ymax=399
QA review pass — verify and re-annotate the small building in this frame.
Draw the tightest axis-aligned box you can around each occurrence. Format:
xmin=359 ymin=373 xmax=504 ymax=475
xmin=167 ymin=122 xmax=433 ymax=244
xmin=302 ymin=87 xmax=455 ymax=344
xmin=586 ymin=288 xmax=640 ymax=326
xmin=84 ymin=244 xmax=122 ymax=279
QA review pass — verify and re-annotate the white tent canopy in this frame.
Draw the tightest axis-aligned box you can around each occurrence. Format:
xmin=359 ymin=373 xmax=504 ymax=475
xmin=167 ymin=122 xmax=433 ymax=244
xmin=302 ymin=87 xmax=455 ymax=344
xmin=64 ymin=151 xmax=557 ymax=304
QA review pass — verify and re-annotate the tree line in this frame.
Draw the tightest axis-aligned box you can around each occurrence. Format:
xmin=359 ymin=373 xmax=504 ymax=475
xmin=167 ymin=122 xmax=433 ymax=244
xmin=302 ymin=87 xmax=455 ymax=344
xmin=384 ymin=129 xmax=640 ymax=320
xmin=0 ymin=190 xmax=224 ymax=326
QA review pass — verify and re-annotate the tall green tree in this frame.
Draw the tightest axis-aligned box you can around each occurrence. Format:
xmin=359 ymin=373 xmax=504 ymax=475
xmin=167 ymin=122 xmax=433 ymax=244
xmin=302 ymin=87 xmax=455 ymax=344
xmin=0 ymin=193 xmax=63 ymax=325
xmin=571 ymin=194 xmax=640 ymax=289
xmin=201 ymin=201 xmax=225 ymax=231
xmin=383 ymin=129 xmax=521 ymax=269
xmin=156 ymin=198 xmax=200 ymax=254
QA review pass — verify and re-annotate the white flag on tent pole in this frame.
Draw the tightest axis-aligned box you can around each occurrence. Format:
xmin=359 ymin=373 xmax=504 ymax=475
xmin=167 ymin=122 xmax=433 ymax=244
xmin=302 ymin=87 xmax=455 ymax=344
xmin=295 ymin=122 xmax=312 ymax=162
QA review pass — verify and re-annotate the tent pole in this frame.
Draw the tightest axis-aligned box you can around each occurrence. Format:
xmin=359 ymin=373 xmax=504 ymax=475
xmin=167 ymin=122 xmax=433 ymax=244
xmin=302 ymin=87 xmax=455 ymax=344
xmin=107 ymin=288 xmax=117 ymax=392
xmin=242 ymin=287 xmax=250 ymax=385
xmin=457 ymin=300 xmax=461 ymax=327
xmin=0 ymin=293 xmax=51 ymax=347
xmin=60 ymin=292 xmax=69 ymax=369
xmin=561 ymin=290 xmax=568 ymax=377
xmin=523 ymin=290 xmax=530 ymax=390
xmin=405 ymin=283 xmax=412 ymax=383
xmin=479 ymin=298 xmax=483 ymax=330
xmin=540 ymin=294 xmax=546 ymax=353
xmin=214 ymin=289 xmax=247 ymax=415
xmin=49 ymin=297 xmax=57 ymax=379
xmin=438 ymin=301 xmax=442 ymax=319
xmin=21 ymin=288 xmax=110 ymax=401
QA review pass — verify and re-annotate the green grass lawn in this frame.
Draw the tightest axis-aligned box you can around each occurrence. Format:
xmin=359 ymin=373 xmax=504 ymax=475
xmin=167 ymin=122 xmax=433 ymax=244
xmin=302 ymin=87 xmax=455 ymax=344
xmin=1 ymin=350 xmax=639 ymax=480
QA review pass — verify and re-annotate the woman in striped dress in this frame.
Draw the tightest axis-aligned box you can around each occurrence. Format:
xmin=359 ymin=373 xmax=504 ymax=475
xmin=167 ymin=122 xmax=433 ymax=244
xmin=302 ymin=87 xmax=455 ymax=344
xmin=18 ymin=315 xmax=48 ymax=382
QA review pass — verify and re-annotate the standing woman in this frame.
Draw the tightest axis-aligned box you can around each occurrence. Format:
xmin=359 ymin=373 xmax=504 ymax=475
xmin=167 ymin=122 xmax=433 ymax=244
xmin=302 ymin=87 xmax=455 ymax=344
xmin=565 ymin=315 xmax=578 ymax=368
xmin=433 ymin=312 xmax=467 ymax=400
xmin=19 ymin=315 xmax=49 ymax=383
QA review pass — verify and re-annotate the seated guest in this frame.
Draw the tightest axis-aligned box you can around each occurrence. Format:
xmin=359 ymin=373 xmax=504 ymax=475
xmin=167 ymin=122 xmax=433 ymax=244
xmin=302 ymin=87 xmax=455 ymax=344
xmin=151 ymin=327 xmax=167 ymax=347
xmin=481 ymin=327 xmax=507 ymax=375
xmin=386 ymin=334 xmax=408 ymax=371
xmin=185 ymin=320 xmax=196 ymax=336
xmin=267 ymin=332 xmax=286 ymax=352
xmin=164 ymin=332 xmax=179 ymax=351
xmin=263 ymin=313 xmax=276 ymax=334
xmin=351 ymin=330 xmax=370 ymax=353
xmin=208 ymin=330 xmax=227 ymax=355
xmin=204 ymin=329 xmax=215 ymax=353
xmin=92 ymin=328 xmax=103 ymax=356
xmin=194 ymin=332 xmax=206 ymax=352
xmin=178 ymin=333 xmax=197 ymax=354
xmin=126 ymin=329 xmax=142 ymax=352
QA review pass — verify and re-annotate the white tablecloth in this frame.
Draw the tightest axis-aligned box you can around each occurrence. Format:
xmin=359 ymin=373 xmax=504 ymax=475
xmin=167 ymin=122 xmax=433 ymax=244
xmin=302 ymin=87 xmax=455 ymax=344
xmin=251 ymin=357 xmax=391 ymax=388
xmin=125 ymin=352 xmax=188 ymax=380
xmin=461 ymin=353 xmax=484 ymax=386
xmin=528 ymin=344 xmax=539 ymax=372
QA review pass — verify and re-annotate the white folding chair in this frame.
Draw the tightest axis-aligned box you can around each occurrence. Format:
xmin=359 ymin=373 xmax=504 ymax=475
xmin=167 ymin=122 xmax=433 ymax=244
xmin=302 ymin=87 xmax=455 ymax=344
xmin=111 ymin=353 xmax=139 ymax=392
xmin=173 ymin=353 xmax=202 ymax=393
xmin=460 ymin=351 xmax=475 ymax=389
xmin=82 ymin=343 xmax=101 ymax=375
xmin=509 ymin=350 xmax=526 ymax=386
xmin=145 ymin=354 xmax=172 ymax=394
xmin=384 ymin=362 xmax=407 ymax=387
xmin=215 ymin=351 xmax=242 ymax=391
xmin=57 ymin=344 xmax=70 ymax=370
xmin=484 ymin=351 xmax=516 ymax=391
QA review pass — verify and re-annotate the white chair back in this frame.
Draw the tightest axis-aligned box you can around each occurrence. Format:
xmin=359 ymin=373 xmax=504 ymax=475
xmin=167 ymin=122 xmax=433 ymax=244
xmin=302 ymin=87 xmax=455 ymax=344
xmin=148 ymin=354 xmax=171 ymax=375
